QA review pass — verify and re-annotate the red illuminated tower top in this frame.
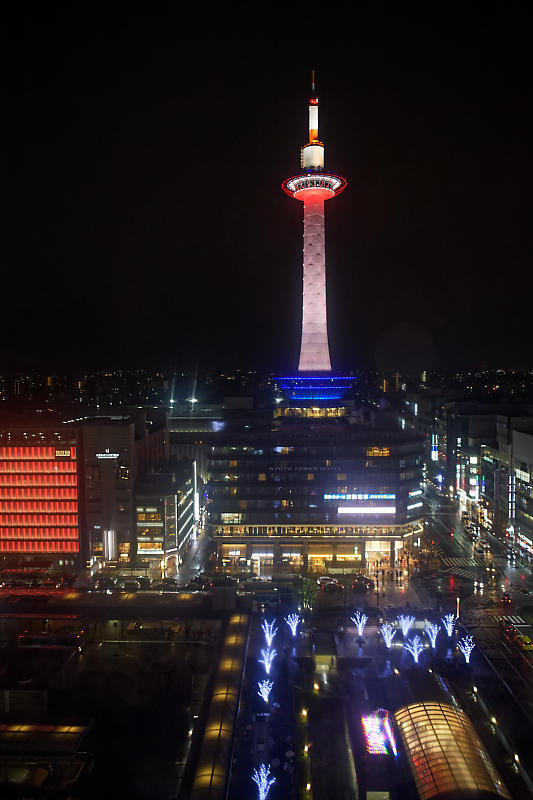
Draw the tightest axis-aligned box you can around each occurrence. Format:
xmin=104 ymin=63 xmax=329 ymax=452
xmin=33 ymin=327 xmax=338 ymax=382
xmin=282 ymin=70 xmax=347 ymax=201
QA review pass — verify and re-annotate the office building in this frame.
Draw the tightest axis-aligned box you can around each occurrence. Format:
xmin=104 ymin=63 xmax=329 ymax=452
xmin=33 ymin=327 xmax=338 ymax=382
xmin=78 ymin=411 xmax=168 ymax=570
xmin=135 ymin=463 xmax=196 ymax=577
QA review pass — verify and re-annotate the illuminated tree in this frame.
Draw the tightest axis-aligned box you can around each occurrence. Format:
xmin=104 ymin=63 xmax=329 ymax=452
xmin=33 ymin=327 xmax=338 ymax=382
xmin=261 ymin=619 xmax=278 ymax=647
xmin=441 ymin=613 xmax=456 ymax=637
xmin=293 ymin=577 xmax=317 ymax=610
xmin=380 ymin=623 xmax=396 ymax=649
xmin=259 ymin=648 xmax=277 ymax=676
xmin=404 ymin=635 xmax=424 ymax=664
xmin=458 ymin=635 xmax=475 ymax=664
xmin=397 ymin=614 xmax=415 ymax=637
xmin=285 ymin=613 xmax=301 ymax=637
xmin=351 ymin=611 xmax=369 ymax=638
xmin=257 ymin=679 xmax=273 ymax=703
xmin=425 ymin=623 xmax=440 ymax=649
xmin=251 ymin=763 xmax=276 ymax=800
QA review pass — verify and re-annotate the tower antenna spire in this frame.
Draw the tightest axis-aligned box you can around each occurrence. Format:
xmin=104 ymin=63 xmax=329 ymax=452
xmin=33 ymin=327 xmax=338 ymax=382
xmin=311 ymin=69 xmax=315 ymax=93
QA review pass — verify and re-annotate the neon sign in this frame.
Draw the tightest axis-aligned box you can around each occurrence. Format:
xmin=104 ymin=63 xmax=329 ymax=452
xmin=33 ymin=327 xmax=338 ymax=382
xmin=324 ymin=493 xmax=395 ymax=500
xmin=362 ymin=709 xmax=398 ymax=756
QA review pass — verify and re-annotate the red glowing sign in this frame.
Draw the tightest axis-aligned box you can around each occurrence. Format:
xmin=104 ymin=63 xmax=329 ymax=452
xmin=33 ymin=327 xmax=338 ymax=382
xmin=0 ymin=446 xmax=79 ymax=553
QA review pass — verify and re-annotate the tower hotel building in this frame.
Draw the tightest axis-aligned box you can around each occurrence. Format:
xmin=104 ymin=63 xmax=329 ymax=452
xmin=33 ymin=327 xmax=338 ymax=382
xmin=0 ymin=427 xmax=80 ymax=560
xmin=209 ymin=79 xmax=424 ymax=573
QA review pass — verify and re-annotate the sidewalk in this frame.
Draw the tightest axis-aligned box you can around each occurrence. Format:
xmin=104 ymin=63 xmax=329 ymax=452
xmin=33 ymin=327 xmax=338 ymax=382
xmin=176 ymin=527 xmax=212 ymax=585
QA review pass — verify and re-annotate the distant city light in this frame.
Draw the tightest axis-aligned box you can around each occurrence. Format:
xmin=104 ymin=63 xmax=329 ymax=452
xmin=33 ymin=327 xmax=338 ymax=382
xmin=442 ymin=613 xmax=457 ymax=637
xmin=352 ymin=611 xmax=368 ymax=638
xmin=259 ymin=648 xmax=277 ymax=676
xmin=380 ymin=623 xmax=396 ymax=649
xmin=458 ymin=635 xmax=475 ymax=664
xmin=257 ymin=679 xmax=273 ymax=703
xmin=251 ymin=763 xmax=276 ymax=800
xmin=285 ymin=613 xmax=301 ymax=637
xmin=261 ymin=620 xmax=278 ymax=648
xmin=398 ymin=614 xmax=415 ymax=637
xmin=404 ymin=635 xmax=424 ymax=664
xmin=425 ymin=623 xmax=441 ymax=649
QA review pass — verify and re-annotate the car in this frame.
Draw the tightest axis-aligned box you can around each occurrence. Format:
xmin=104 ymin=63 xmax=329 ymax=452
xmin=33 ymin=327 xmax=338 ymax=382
xmin=502 ymin=623 xmax=519 ymax=642
xmin=321 ymin=580 xmax=343 ymax=593
xmin=474 ymin=579 xmax=485 ymax=589
xmin=185 ymin=577 xmax=210 ymax=591
xmin=317 ymin=576 xmax=332 ymax=587
xmin=90 ymin=576 xmax=116 ymax=591
xmin=515 ymin=635 xmax=533 ymax=652
xmin=501 ymin=594 xmax=512 ymax=606
xmin=134 ymin=576 xmax=152 ymax=590
xmin=351 ymin=576 xmax=374 ymax=592
xmin=152 ymin=581 xmax=178 ymax=592
xmin=117 ymin=579 xmax=141 ymax=591
xmin=209 ymin=575 xmax=238 ymax=588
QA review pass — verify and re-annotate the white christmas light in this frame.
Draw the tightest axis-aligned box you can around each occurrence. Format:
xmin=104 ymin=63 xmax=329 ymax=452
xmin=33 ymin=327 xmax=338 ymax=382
xmin=262 ymin=619 xmax=278 ymax=648
xmin=442 ymin=613 xmax=456 ymax=637
xmin=352 ymin=611 xmax=369 ymax=638
xmin=285 ymin=613 xmax=301 ymax=637
xmin=458 ymin=635 xmax=475 ymax=664
xmin=404 ymin=635 xmax=424 ymax=664
xmin=380 ymin=623 xmax=396 ymax=649
xmin=251 ymin=763 xmax=276 ymax=800
xmin=398 ymin=614 xmax=415 ymax=637
xmin=425 ymin=623 xmax=440 ymax=649
xmin=257 ymin=679 xmax=273 ymax=703
xmin=259 ymin=648 xmax=277 ymax=676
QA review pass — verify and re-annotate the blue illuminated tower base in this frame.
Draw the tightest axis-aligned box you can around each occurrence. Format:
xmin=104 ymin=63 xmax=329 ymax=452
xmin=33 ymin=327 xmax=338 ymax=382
xmin=276 ymin=374 xmax=353 ymax=403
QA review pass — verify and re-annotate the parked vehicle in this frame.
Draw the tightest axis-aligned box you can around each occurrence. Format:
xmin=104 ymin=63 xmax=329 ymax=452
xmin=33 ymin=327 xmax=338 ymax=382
xmin=116 ymin=579 xmax=141 ymax=591
xmin=209 ymin=575 xmax=238 ymax=588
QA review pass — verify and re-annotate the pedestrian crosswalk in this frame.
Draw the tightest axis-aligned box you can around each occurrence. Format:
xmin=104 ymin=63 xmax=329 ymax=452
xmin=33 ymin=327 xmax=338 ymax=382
xmin=440 ymin=566 xmax=483 ymax=581
xmin=439 ymin=555 xmax=509 ymax=570
xmin=501 ymin=614 xmax=527 ymax=625
xmin=460 ymin=593 xmax=494 ymax=610
xmin=482 ymin=612 xmax=528 ymax=625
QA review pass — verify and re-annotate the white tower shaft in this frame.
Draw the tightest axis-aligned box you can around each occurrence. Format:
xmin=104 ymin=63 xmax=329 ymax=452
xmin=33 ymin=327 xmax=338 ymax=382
xmin=298 ymin=193 xmax=331 ymax=372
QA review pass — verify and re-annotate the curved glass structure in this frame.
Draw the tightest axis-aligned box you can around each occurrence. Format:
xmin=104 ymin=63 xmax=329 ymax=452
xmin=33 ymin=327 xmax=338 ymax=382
xmin=394 ymin=702 xmax=510 ymax=800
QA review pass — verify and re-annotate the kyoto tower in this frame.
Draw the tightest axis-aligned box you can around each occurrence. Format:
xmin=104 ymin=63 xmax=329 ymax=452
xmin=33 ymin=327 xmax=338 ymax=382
xmin=279 ymin=73 xmax=350 ymax=402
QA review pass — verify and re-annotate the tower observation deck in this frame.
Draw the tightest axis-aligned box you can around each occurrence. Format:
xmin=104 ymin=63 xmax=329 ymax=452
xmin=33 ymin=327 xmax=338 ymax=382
xmin=278 ymin=74 xmax=351 ymax=403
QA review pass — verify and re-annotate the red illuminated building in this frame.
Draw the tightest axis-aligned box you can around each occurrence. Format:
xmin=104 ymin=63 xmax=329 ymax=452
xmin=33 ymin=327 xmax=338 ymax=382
xmin=0 ymin=429 xmax=80 ymax=560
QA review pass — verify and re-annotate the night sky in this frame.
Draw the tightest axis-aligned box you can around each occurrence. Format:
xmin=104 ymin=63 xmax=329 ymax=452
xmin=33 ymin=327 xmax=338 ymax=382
xmin=4 ymin=6 xmax=532 ymax=373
